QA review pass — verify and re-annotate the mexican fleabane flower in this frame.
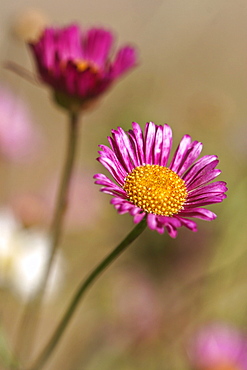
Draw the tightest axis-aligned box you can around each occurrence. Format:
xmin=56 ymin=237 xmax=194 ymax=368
xmin=29 ymin=24 xmax=137 ymax=111
xmin=94 ymin=122 xmax=227 ymax=238
xmin=187 ymin=323 xmax=247 ymax=370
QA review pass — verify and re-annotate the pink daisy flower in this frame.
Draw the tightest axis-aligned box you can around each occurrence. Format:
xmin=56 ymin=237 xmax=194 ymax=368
xmin=29 ymin=24 xmax=137 ymax=110
xmin=94 ymin=122 xmax=227 ymax=238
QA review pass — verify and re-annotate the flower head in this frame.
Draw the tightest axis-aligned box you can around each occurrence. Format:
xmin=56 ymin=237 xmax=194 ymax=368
xmin=29 ymin=24 xmax=137 ymax=111
xmin=94 ymin=122 xmax=227 ymax=238
xmin=187 ymin=323 xmax=247 ymax=370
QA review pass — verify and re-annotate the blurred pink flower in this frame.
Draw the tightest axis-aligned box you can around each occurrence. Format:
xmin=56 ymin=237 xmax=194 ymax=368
xmin=0 ymin=85 xmax=42 ymax=162
xmin=29 ymin=24 xmax=138 ymax=111
xmin=44 ymin=170 xmax=103 ymax=231
xmin=10 ymin=193 xmax=48 ymax=228
xmin=111 ymin=268 xmax=162 ymax=344
xmin=187 ymin=322 xmax=247 ymax=370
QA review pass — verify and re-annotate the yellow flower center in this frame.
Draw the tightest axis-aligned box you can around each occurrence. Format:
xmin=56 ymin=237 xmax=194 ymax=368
xmin=75 ymin=60 xmax=98 ymax=73
xmin=123 ymin=164 xmax=188 ymax=216
xmin=59 ymin=60 xmax=99 ymax=74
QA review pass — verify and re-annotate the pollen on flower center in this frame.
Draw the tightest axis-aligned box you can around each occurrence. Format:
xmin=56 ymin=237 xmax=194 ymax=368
xmin=75 ymin=60 xmax=98 ymax=73
xmin=123 ymin=164 xmax=188 ymax=216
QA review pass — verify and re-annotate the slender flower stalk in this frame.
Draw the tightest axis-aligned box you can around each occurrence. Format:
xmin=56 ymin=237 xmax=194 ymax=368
xmin=11 ymin=22 xmax=138 ymax=369
xmin=13 ymin=111 xmax=80 ymax=365
xmin=28 ymin=218 xmax=147 ymax=370
xmin=46 ymin=111 xmax=80 ymax=282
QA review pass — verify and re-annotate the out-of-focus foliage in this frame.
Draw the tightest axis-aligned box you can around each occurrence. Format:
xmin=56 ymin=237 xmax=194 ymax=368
xmin=0 ymin=1 xmax=247 ymax=369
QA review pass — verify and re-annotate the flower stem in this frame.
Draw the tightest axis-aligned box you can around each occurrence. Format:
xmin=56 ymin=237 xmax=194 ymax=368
xmin=28 ymin=219 xmax=147 ymax=370
xmin=47 ymin=110 xmax=80 ymax=280
xmin=13 ymin=111 xmax=80 ymax=365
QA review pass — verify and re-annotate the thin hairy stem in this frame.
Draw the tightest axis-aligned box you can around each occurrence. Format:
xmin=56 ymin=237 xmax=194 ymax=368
xmin=28 ymin=219 xmax=147 ymax=370
xmin=13 ymin=112 xmax=80 ymax=366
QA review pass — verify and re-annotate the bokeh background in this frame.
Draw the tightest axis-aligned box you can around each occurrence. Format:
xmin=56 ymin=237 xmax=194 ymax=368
xmin=0 ymin=0 xmax=247 ymax=369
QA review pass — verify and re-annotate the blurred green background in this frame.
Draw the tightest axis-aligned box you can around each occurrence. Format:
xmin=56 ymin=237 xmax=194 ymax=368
xmin=1 ymin=0 xmax=247 ymax=369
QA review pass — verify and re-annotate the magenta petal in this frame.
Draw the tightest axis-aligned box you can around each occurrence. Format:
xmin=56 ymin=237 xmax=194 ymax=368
xmin=176 ymin=217 xmax=197 ymax=232
xmin=163 ymin=217 xmax=182 ymax=237
xmin=63 ymin=62 xmax=79 ymax=95
xmin=128 ymin=122 xmax=145 ymax=164
xmin=186 ymin=193 xmax=227 ymax=207
xmin=111 ymin=129 xmax=135 ymax=173
xmin=113 ymin=127 xmax=139 ymax=169
xmin=165 ymin=223 xmax=178 ymax=238
xmin=98 ymin=144 xmax=127 ymax=180
xmin=183 ymin=155 xmax=218 ymax=184
xmin=99 ymin=188 xmax=122 ymax=196
xmin=129 ymin=207 xmax=141 ymax=216
xmin=111 ymin=198 xmax=130 ymax=214
xmin=177 ymin=141 xmax=203 ymax=176
xmin=83 ymin=28 xmax=114 ymax=67
xmin=189 ymin=181 xmax=228 ymax=196
xmin=94 ymin=173 xmax=118 ymax=185
xmin=180 ymin=208 xmax=217 ymax=220
xmin=57 ymin=24 xmax=82 ymax=61
xmin=144 ymin=122 xmax=156 ymax=164
xmin=169 ymin=135 xmax=192 ymax=173
xmin=153 ymin=125 xmax=163 ymax=164
xmin=188 ymin=191 xmax=227 ymax=202
xmin=160 ymin=124 xmax=173 ymax=166
xmin=147 ymin=215 xmax=182 ymax=237
xmin=76 ymin=69 xmax=98 ymax=96
xmin=187 ymin=169 xmax=221 ymax=191
xmin=31 ymin=28 xmax=56 ymax=69
xmin=133 ymin=212 xmax=146 ymax=223
xmin=97 ymin=155 xmax=125 ymax=185
xmin=94 ymin=173 xmax=126 ymax=197
xmin=110 ymin=46 xmax=137 ymax=78
xmin=147 ymin=213 xmax=158 ymax=231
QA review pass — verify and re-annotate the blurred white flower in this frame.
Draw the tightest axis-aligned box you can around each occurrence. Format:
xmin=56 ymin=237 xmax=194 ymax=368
xmin=11 ymin=8 xmax=49 ymax=42
xmin=0 ymin=208 xmax=64 ymax=300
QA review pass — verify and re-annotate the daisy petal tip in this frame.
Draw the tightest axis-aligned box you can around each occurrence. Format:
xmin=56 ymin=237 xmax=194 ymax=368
xmin=157 ymin=228 xmax=165 ymax=235
xmin=131 ymin=121 xmax=139 ymax=128
xmin=167 ymin=229 xmax=178 ymax=238
xmin=133 ymin=212 xmax=146 ymax=224
xmin=209 ymin=212 xmax=217 ymax=220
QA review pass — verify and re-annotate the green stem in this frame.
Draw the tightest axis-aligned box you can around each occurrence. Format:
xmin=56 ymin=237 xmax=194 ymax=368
xmin=13 ymin=111 xmax=80 ymax=365
xmin=47 ymin=110 xmax=80 ymax=281
xmin=28 ymin=219 xmax=147 ymax=370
